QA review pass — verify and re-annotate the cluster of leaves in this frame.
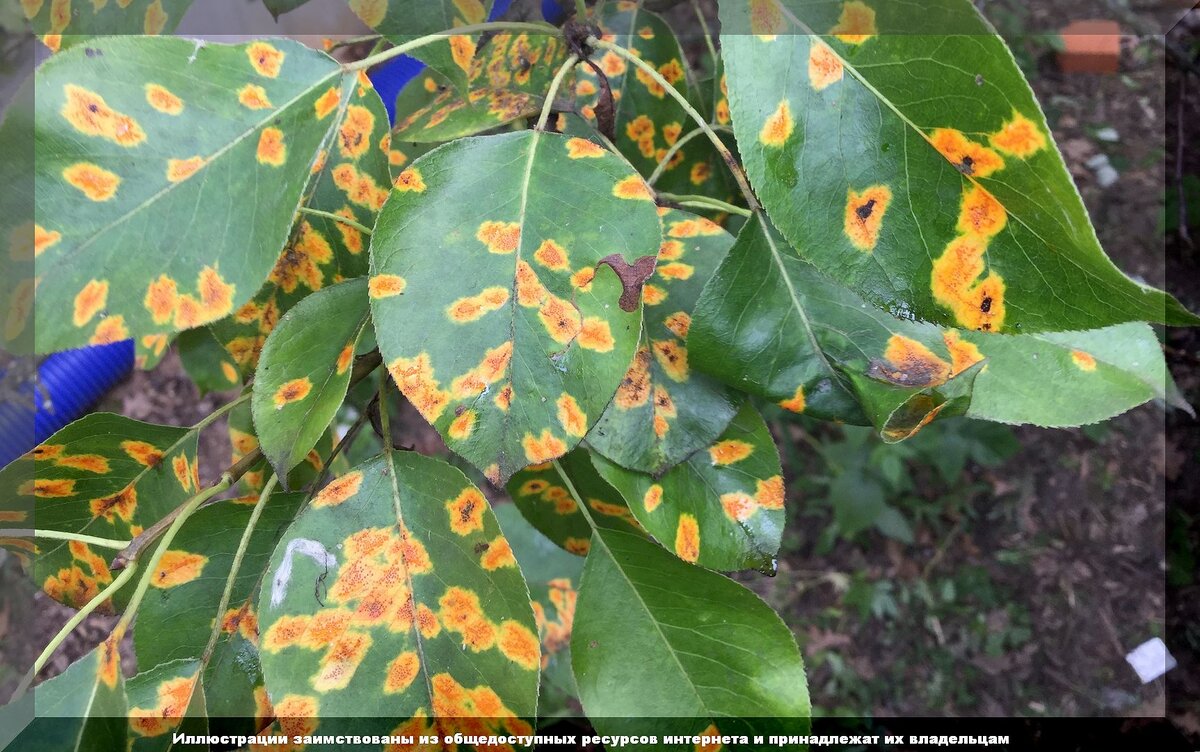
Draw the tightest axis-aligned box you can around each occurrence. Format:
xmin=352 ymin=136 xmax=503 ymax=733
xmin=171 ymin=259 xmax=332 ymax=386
xmin=2 ymin=0 xmax=1194 ymax=746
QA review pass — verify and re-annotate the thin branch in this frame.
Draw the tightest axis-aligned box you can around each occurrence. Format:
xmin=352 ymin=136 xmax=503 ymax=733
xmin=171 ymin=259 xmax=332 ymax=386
xmin=27 ymin=530 xmax=129 ymax=550
xmin=537 ymin=54 xmax=582 ymax=131
xmin=298 ymin=207 xmax=373 ymax=236
xmin=658 ymin=192 xmax=751 ymax=217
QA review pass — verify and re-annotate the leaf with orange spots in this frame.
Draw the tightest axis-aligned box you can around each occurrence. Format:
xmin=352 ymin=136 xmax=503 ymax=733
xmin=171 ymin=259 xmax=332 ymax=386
xmin=593 ymin=403 xmax=783 ymax=572
xmin=25 ymin=0 xmax=192 ymax=37
xmin=505 ymin=449 xmax=641 ymax=557
xmin=720 ymin=2 xmax=1197 ymax=331
xmin=369 ymin=129 xmax=661 ymax=482
xmin=575 ymin=4 xmax=732 ymax=204
xmin=258 ymin=452 xmax=538 ymax=721
xmin=494 ymin=504 xmax=584 ymax=721
xmin=690 ymin=216 xmax=985 ymax=443
xmin=250 ymin=278 xmax=370 ymax=482
xmin=589 ymin=209 xmax=742 ymax=474
xmin=125 ymin=659 xmax=203 ymax=744
xmin=177 ymin=326 xmax=243 ymax=395
xmin=572 ymin=508 xmax=809 ymax=735
xmin=32 ymin=38 xmax=364 ymax=354
xmin=391 ymin=32 xmax=569 ymax=143
xmin=0 ymin=413 xmax=198 ymax=611
xmin=225 ymin=397 xmax=332 ymax=497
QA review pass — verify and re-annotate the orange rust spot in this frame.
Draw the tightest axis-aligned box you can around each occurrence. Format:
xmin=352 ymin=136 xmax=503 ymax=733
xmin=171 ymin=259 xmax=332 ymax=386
xmin=990 ymin=112 xmax=1047 ymax=159
xmin=643 ymin=484 xmax=663 ymax=513
xmin=447 ymin=286 xmax=509 ymax=323
xmin=369 ymin=274 xmax=407 ymax=299
xmin=749 ymin=0 xmax=785 ymax=35
xmin=809 ymin=41 xmax=844 ymax=90
xmin=476 ymin=221 xmax=521 ymax=254
xmin=481 ymin=535 xmax=516 ymax=571
xmin=760 ymin=100 xmax=794 ymax=147
xmin=498 ymin=620 xmax=540 ymax=670
xmin=674 ymin=514 xmax=700 ymax=562
xmin=63 ymin=162 xmax=120 ymax=201
xmin=779 ymin=385 xmax=807 ymax=413
xmin=635 ymin=66 xmax=667 ymax=98
xmin=349 ymin=0 xmax=387 ymax=27
xmin=658 ymin=262 xmax=694 ymax=281
xmin=875 ymin=334 xmax=952 ymax=388
xmin=721 ymin=491 xmax=759 ymax=522
xmin=90 ymin=315 xmax=128 ymax=346
xmin=599 ymin=50 xmax=626 ymax=77
xmin=556 ymin=394 xmax=588 ymax=438
xmin=30 ymin=443 xmax=64 ymax=461
xmin=122 ymin=439 xmax=163 ymax=467
xmin=1071 ymin=350 xmax=1098 ymax=372
xmin=756 ymin=475 xmax=785 ymax=510
xmin=314 ymin=470 xmax=364 ymax=508
xmin=43 ymin=34 xmax=62 ymax=52
xmin=669 ymin=217 xmax=723 ymax=238
xmin=450 ymin=340 xmax=512 ymax=398
xmin=538 ymin=295 xmax=582 ymax=344
xmin=448 ymin=409 xmax=477 ymax=441
xmin=394 ymin=167 xmax=426 ymax=192
xmin=710 ymin=439 xmax=754 ymax=466
xmin=98 ymin=628 xmax=124 ymax=689
xmin=615 ymin=348 xmax=652 ymax=408
xmin=658 ymin=241 xmax=684 ymax=261
xmin=447 ymin=487 xmax=487 ymax=536
xmin=334 ymin=207 xmax=364 ymax=254
xmin=522 ymin=429 xmax=568 ymax=464
xmin=338 ymin=105 xmax=375 ymax=159
xmin=565 ymin=538 xmax=590 ymax=555
xmin=439 ymin=587 xmax=496 ymax=651
xmin=831 ymin=0 xmax=878 ymax=44
xmin=577 ymin=79 xmax=598 ymax=97
xmin=221 ymin=361 xmax=240 ymax=384
xmin=299 ymin=609 xmax=352 ymax=649
xmin=172 ymin=454 xmax=192 ymax=491
xmin=256 ymin=127 xmax=287 ymax=166
xmin=652 ymin=340 xmax=688 ymax=381
xmin=23 ymin=478 xmax=75 ymax=498
xmin=247 ymin=42 xmax=285 ymax=78
xmin=129 ymin=672 xmax=197 ymax=737
xmin=384 ymin=652 xmax=421 ymax=694
xmin=931 ymin=235 xmax=1006 ymax=332
xmin=930 ymin=128 xmax=1005 ymax=178
xmin=143 ymin=275 xmax=178 ymax=325
xmin=416 ymin=603 xmax=440 ymax=638
xmin=273 ymin=377 xmax=312 ymax=408
xmin=448 ymin=34 xmax=475 ymax=72
xmin=579 ymin=317 xmax=615 ymax=352
xmin=689 ymin=162 xmax=712 ymax=186
xmin=145 ymin=83 xmax=183 ymax=115
xmin=166 ymin=156 xmax=205 ymax=183
xmin=958 ymin=184 xmax=1007 ymax=238
xmin=534 ymin=239 xmax=570 ymax=271
xmin=844 ymin=185 xmax=892 ymax=252
xmin=661 ymin=311 xmax=691 ymax=339
xmin=263 ymin=614 xmax=312 ymax=652
xmin=335 ymin=343 xmax=355 ymax=376
xmin=943 ymin=330 xmax=984 ymax=377
xmin=275 ymin=695 xmax=319 ymax=738
xmin=313 ymin=631 xmax=373 ymax=691
xmin=570 ymin=267 xmax=595 ymax=292
xmin=237 ymin=84 xmax=272 ymax=110
xmin=566 ymin=137 xmax=604 ymax=159
xmin=516 ymin=260 xmax=548 ymax=306
xmin=314 ymin=87 xmax=340 ymax=120
xmin=220 ymin=604 xmax=259 ymax=641
xmin=389 ymin=353 xmax=450 ymax=423
xmin=152 ymin=550 xmax=208 ymax=588
xmin=61 ymin=85 xmax=145 ymax=147
xmin=72 ymin=279 xmax=108 ymax=327
xmin=613 ymin=175 xmax=653 ymax=201
xmin=267 ymin=222 xmax=332 ymax=295
xmin=34 ymin=224 xmax=62 ymax=257
xmin=143 ymin=0 xmax=168 ymax=33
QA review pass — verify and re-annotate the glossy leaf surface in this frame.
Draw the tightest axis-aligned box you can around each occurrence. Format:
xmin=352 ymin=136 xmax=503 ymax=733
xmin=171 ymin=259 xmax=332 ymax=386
xmin=0 ymin=414 xmax=197 ymax=610
xmin=592 ymin=403 xmax=782 ymax=572
xmin=124 ymin=658 xmax=203 ymax=747
xmin=720 ymin=1 xmax=1197 ymax=331
xmin=25 ymin=0 xmax=192 ymax=36
xmin=251 ymin=278 xmax=370 ymax=480
xmin=369 ymin=129 xmax=661 ymax=482
xmin=588 ymin=209 xmax=741 ymax=474
xmin=34 ymin=37 xmax=346 ymax=353
xmin=257 ymin=452 xmax=539 ymax=723
xmin=346 ymin=0 xmax=493 ymax=37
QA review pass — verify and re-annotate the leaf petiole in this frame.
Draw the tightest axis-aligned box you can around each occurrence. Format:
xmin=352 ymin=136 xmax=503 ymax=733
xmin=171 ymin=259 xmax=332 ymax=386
xmin=537 ymin=54 xmax=582 ymax=132
xmin=28 ymin=530 xmax=130 ymax=550
xmin=657 ymin=192 xmax=751 ymax=218
xmin=344 ymin=21 xmax=561 ymax=72
xmin=299 ymin=207 xmax=373 ymax=236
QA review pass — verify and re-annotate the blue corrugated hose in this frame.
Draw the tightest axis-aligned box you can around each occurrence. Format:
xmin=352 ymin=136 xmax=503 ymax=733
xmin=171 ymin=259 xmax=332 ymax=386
xmin=0 ymin=340 xmax=135 ymax=468
xmin=368 ymin=0 xmax=529 ymax=124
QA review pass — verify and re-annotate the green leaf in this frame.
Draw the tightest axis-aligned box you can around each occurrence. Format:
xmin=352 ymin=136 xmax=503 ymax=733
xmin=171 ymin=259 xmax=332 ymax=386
xmin=392 ymin=32 xmax=568 ymax=143
xmin=17 ymin=634 xmax=129 ymax=752
xmin=689 ymin=216 xmax=981 ymax=441
xmin=719 ymin=1 xmax=1198 ymax=331
xmin=505 ymin=449 xmax=642 ymax=557
xmin=257 ymin=453 xmax=539 ymax=724
xmin=346 ymin=0 xmax=493 ymax=37
xmin=24 ymin=0 xmax=192 ymax=36
xmin=203 ymin=71 xmax=393 ymax=379
xmin=34 ymin=37 xmax=350 ymax=353
xmin=227 ymin=398 xmax=330 ymax=494
xmin=578 ymin=4 xmax=729 ymax=201
xmin=0 ymin=414 xmax=198 ymax=610
xmin=587 ymin=208 xmax=742 ymax=473
xmin=369 ymin=129 xmax=662 ymax=483
xmin=251 ymin=278 xmax=370 ymax=480
xmin=177 ymin=326 xmax=243 ymax=395
xmin=591 ymin=403 xmax=783 ymax=572
xmin=264 ymin=0 xmax=312 ymax=18
xmin=572 ymin=523 xmax=809 ymax=738
xmin=494 ymin=504 xmax=584 ymax=721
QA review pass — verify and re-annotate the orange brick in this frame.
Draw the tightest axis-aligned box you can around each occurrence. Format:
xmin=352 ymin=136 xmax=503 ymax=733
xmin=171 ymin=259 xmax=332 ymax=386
xmin=1058 ymin=20 xmax=1122 ymax=74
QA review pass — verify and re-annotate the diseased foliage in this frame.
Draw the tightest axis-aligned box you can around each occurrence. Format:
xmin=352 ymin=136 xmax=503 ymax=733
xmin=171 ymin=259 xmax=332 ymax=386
xmin=3 ymin=0 xmax=1192 ymax=743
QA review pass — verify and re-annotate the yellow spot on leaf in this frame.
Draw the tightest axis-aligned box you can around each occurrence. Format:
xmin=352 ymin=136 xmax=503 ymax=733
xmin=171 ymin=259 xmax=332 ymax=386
xmin=556 ymin=394 xmax=588 ymax=438
xmin=122 ymin=439 xmax=163 ymax=466
xmin=447 ymin=487 xmax=487 ymax=535
xmin=710 ymin=439 xmax=754 ymax=465
xmin=384 ymin=652 xmax=420 ymax=694
xmin=73 ymin=279 xmax=108 ymax=327
xmin=152 ymin=550 xmax=207 ymax=588
xmin=658 ymin=262 xmax=694 ymax=280
xmin=448 ymin=409 xmax=477 ymax=441
xmin=675 ymin=514 xmax=700 ymax=562
xmin=613 ymin=175 xmax=653 ymax=201
xmin=450 ymin=341 xmax=512 ymax=398
xmin=447 ymin=286 xmax=509 ymax=323
xmin=958 ymin=185 xmax=1007 ymax=238
xmin=481 ymin=535 xmax=516 ymax=571
xmin=565 ymin=537 xmax=590 ymax=555
xmin=566 ymin=137 xmax=604 ymax=159
xmin=831 ymin=0 xmax=877 ymax=44
xmin=931 ymin=234 xmax=1006 ymax=332
xmin=663 ymin=311 xmax=691 ymax=338
xmin=809 ymin=41 xmax=844 ymax=90
xmin=256 ymin=127 xmax=286 ymax=166
xmin=498 ymin=620 xmax=540 ymax=670
xmin=477 ymin=220 xmax=521 ymax=254
xmin=273 ymin=378 xmax=311 ymax=408
xmin=247 ymin=42 xmax=285 ymax=78
xmin=523 ymin=429 xmax=568 ymax=464
xmin=539 ymin=295 xmax=582 ymax=344
xmin=930 ymin=128 xmax=1005 ymax=178
xmin=313 ymin=470 xmax=364 ymax=508
xmin=1071 ymin=350 xmax=1097 ymax=371
xmin=721 ymin=491 xmax=759 ymax=522
xmin=760 ymin=100 xmax=794 ymax=147
xmin=43 ymin=34 xmax=61 ymax=52
xmin=394 ymin=167 xmax=426 ymax=192
xmin=389 ymin=353 xmax=450 ymax=423
xmin=943 ymin=329 xmax=984 ymax=376
xmin=172 ymin=454 xmax=193 ymax=491
xmin=143 ymin=0 xmax=167 ymax=34
xmin=757 ymin=475 xmax=785 ymax=510
xmin=145 ymin=83 xmax=183 ymax=114
xmin=644 ymin=484 xmax=663 ymax=512
xmin=652 ymin=339 xmax=688 ymax=381
xmin=779 ymin=385 xmax=806 ymax=413
xmin=237 ymin=84 xmax=272 ymax=110
xmin=844 ymin=185 xmax=892 ymax=252
xmin=61 ymin=84 xmax=145 ymax=147
xmin=990 ymin=112 xmax=1047 ymax=159
xmin=166 ymin=156 xmax=205 ymax=183
xmin=89 ymin=315 xmax=128 ymax=346
xmin=64 ymin=162 xmax=120 ymax=201
xmin=449 ymin=35 xmax=475 ymax=72
xmin=314 ymin=86 xmax=340 ymax=119
xmin=579 ymin=317 xmax=615 ymax=352
xmin=369 ymin=274 xmax=407 ymax=299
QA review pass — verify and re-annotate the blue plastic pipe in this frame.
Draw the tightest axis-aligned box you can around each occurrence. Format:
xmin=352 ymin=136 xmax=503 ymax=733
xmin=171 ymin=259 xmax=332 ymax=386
xmin=0 ymin=340 xmax=134 ymax=468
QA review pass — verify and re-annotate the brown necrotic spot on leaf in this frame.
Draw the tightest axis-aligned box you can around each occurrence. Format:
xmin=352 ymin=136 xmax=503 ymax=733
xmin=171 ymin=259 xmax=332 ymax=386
xmin=63 ymin=162 xmax=120 ymax=201
xmin=152 ymin=550 xmax=208 ymax=588
xmin=831 ymin=0 xmax=878 ymax=44
xmin=145 ymin=83 xmax=183 ymax=115
xmin=844 ymin=185 xmax=892 ymax=252
xmin=312 ymin=470 xmax=363 ymax=508
xmin=809 ymin=41 xmax=844 ymax=90
xmin=760 ymin=100 xmax=794 ymax=147
xmin=247 ymin=42 xmax=285 ymax=78
xmin=868 ymin=334 xmax=952 ymax=388
xmin=256 ymin=127 xmax=287 ymax=167
xmin=674 ymin=514 xmax=700 ymax=562
xmin=990 ymin=111 xmax=1047 ymax=159
xmin=1071 ymin=350 xmax=1098 ymax=372
xmin=597 ymin=254 xmax=657 ymax=312
xmin=238 ymin=84 xmax=273 ymax=110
